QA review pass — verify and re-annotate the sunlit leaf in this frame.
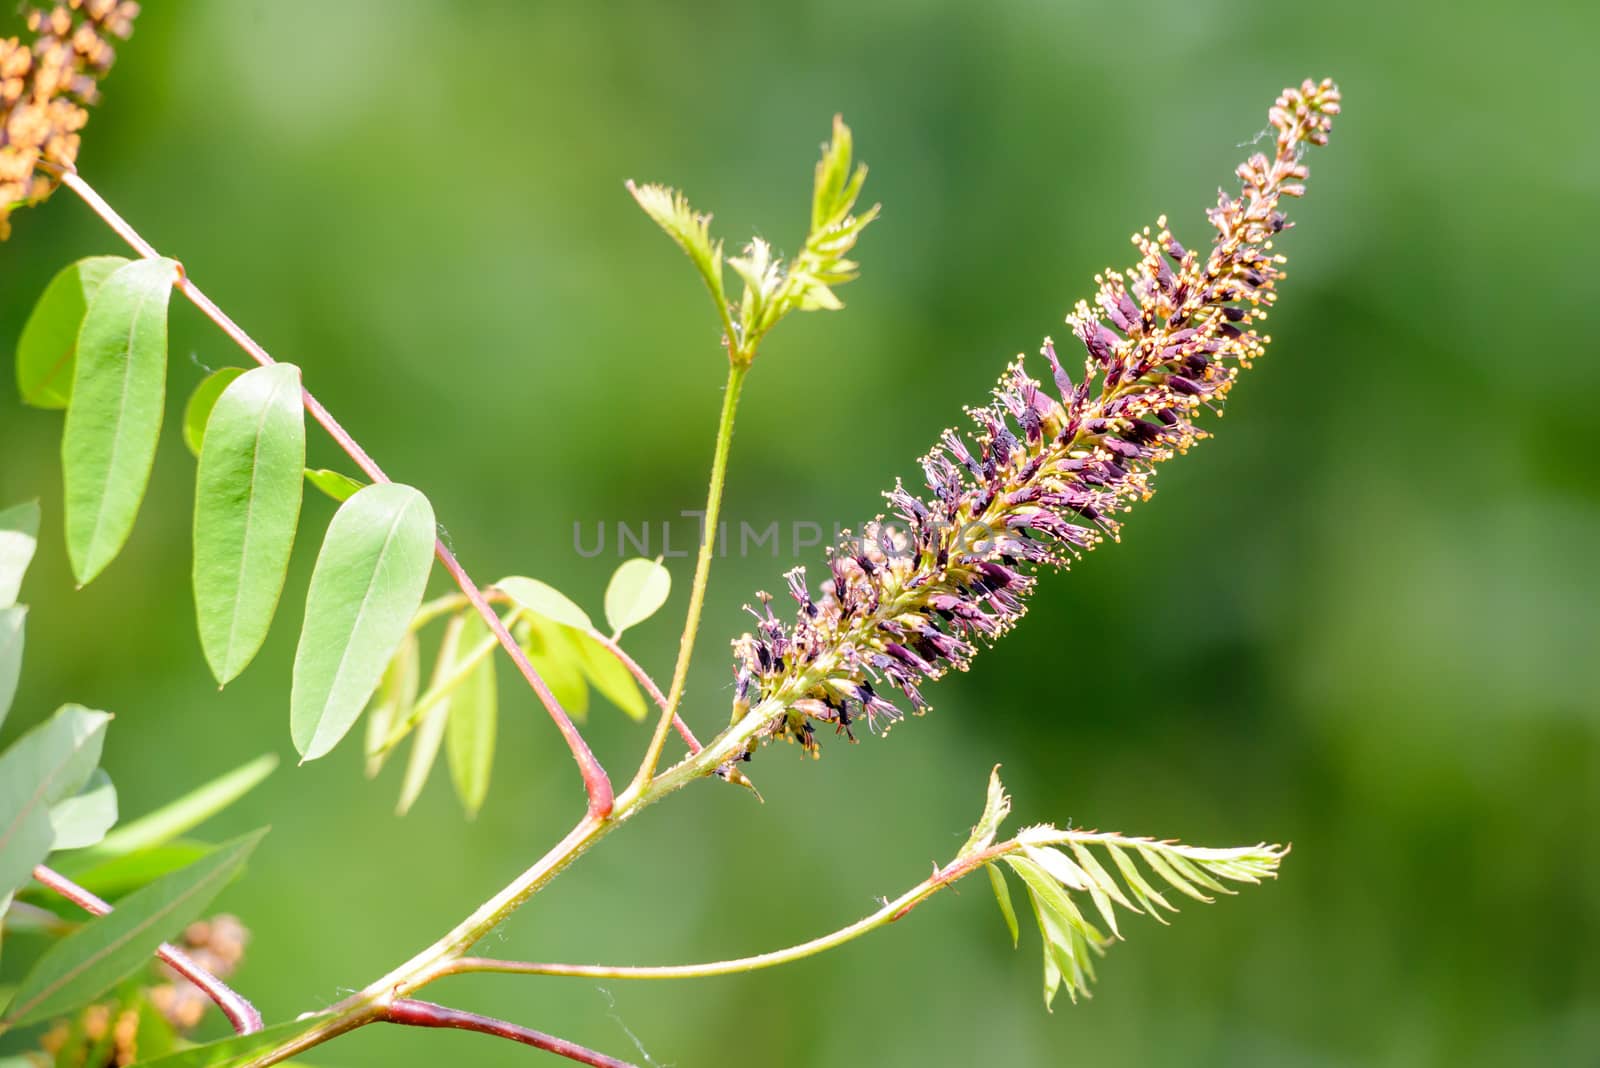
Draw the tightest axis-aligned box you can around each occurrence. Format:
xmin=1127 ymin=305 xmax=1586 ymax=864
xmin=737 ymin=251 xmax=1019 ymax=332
xmin=86 ymin=754 xmax=277 ymax=861
xmin=496 ymin=575 xmax=593 ymax=631
xmin=986 ymin=862 xmax=1020 ymax=948
xmin=0 ymin=500 xmax=40 ymax=607
xmin=291 ymin=483 xmax=436 ymax=761
xmin=445 ymin=613 xmax=497 ymax=818
xmin=0 ymin=606 xmax=23 ymax=733
xmin=304 ymin=468 xmax=365 ymax=503
xmin=603 ymin=557 xmax=671 ymax=636
xmin=0 ymin=705 xmax=111 ymax=898
xmin=959 ymin=765 xmax=1010 ymax=859
xmin=625 ymin=181 xmax=726 ymax=313
xmin=519 ymin=617 xmax=588 ymax=721
xmin=180 ymin=367 xmax=244 ymax=457
xmin=50 ymin=841 xmax=212 ymax=901
xmin=15 ymin=256 xmax=128 ymax=409
xmin=130 ymin=1014 xmax=331 ymax=1068
xmin=397 ymin=615 xmax=463 ymax=816
xmin=571 ymin=630 xmax=645 ymax=721
xmin=61 ymin=257 xmax=180 ymax=585
xmin=364 ymin=632 xmax=418 ymax=778
xmin=193 ymin=364 xmax=307 ymax=685
xmin=48 ymin=768 xmax=117 ymax=852
xmin=1 ymin=830 xmax=265 ymax=1027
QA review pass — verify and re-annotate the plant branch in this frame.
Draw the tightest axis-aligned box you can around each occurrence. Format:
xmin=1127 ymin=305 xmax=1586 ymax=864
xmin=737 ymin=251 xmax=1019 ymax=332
xmin=425 ymin=840 xmax=1012 ymax=984
xmin=53 ymin=167 xmax=614 ymax=819
xmin=31 ymin=864 xmax=263 ymax=1035
xmin=382 ymin=999 xmax=637 ymax=1068
xmin=622 ymin=358 xmax=749 ymax=801
xmin=586 ymin=629 xmax=701 ymax=753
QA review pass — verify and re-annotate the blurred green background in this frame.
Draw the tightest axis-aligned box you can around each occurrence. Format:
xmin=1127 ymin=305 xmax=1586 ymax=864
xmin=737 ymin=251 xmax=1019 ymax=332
xmin=3 ymin=1 xmax=1597 ymax=1065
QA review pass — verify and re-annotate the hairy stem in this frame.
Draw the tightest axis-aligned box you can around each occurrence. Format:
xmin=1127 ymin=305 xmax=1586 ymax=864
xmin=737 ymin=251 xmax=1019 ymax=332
xmin=382 ymin=999 xmax=638 ymax=1068
xmin=54 ymin=167 xmax=614 ymax=819
xmin=31 ymin=864 xmax=264 ymax=1035
xmin=623 ymin=358 xmax=750 ymax=801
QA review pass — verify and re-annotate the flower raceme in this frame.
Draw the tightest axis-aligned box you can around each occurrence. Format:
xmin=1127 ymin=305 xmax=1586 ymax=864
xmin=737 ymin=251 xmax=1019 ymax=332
xmin=732 ymin=79 xmax=1341 ymax=757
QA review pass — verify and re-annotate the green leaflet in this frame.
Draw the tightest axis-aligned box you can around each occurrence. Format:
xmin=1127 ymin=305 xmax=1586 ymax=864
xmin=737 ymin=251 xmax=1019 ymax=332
xmin=15 ymin=256 xmax=129 ymax=409
xmin=445 ymin=613 xmax=497 ymax=818
xmin=0 ymin=606 xmax=23 ymax=733
xmin=88 ymin=753 xmax=278 ymax=860
xmin=48 ymin=768 xmax=118 ymax=852
xmin=986 ymin=862 xmax=1020 ymax=948
xmin=291 ymin=483 xmax=436 ymax=761
xmin=60 ymin=257 xmax=180 ymax=585
xmin=397 ymin=615 xmax=463 ymax=816
xmin=0 ymin=499 xmax=40 ymax=607
xmin=603 ymin=557 xmax=671 ymax=636
xmin=0 ymin=705 xmax=111 ymax=899
xmin=51 ymin=841 xmax=213 ymax=901
xmin=496 ymin=575 xmax=594 ymax=631
xmin=129 ymin=1014 xmax=331 ymax=1068
xmin=181 ymin=366 xmax=245 ymax=456
xmin=520 ymin=617 xmax=589 ymax=720
xmin=193 ymin=364 xmax=307 ymax=685
xmin=571 ymin=628 xmax=646 ymax=721
xmin=364 ymin=632 xmax=418 ymax=778
xmin=0 ymin=830 xmax=265 ymax=1027
xmin=303 ymin=467 xmax=365 ymax=503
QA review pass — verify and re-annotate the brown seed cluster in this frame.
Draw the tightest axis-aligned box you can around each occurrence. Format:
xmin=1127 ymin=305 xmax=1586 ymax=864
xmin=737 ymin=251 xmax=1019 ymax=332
xmin=0 ymin=0 xmax=138 ymax=239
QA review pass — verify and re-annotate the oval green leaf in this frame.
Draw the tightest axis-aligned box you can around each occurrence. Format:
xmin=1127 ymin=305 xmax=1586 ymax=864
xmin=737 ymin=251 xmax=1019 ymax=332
xmin=0 ymin=606 xmax=23 ymax=732
xmin=304 ymin=467 xmax=365 ymax=503
xmin=193 ymin=364 xmax=307 ymax=685
xmin=15 ymin=256 xmax=129 ymax=409
xmin=0 ymin=499 xmax=40 ymax=607
xmin=48 ymin=768 xmax=118 ymax=852
xmin=291 ymin=483 xmax=436 ymax=761
xmin=603 ymin=557 xmax=671 ymax=636
xmin=0 ymin=704 xmax=111 ymax=899
xmin=181 ymin=366 xmax=245 ymax=457
xmin=446 ymin=614 xmax=497 ymax=818
xmin=496 ymin=575 xmax=593 ymax=631
xmin=1 ymin=830 xmax=265 ymax=1027
xmin=61 ymin=257 xmax=180 ymax=585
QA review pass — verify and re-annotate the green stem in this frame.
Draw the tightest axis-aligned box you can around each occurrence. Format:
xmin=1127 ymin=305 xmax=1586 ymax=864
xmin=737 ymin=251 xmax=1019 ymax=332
xmin=233 ymin=701 xmax=781 ymax=1067
xmin=621 ymin=357 xmax=750 ymax=803
xmin=425 ymin=841 xmax=1015 ymax=984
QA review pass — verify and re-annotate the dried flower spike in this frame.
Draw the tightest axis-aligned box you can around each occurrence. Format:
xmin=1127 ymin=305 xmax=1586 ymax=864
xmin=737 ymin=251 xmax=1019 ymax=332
xmin=0 ymin=1 xmax=139 ymax=239
xmin=732 ymin=79 xmax=1341 ymax=756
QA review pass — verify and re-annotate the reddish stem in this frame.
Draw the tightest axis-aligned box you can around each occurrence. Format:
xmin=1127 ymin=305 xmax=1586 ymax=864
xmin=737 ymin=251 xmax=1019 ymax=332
xmin=55 ymin=169 xmax=613 ymax=817
xmin=383 ymin=998 xmax=637 ymax=1068
xmin=586 ymin=631 xmax=701 ymax=754
xmin=31 ymin=864 xmax=263 ymax=1035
